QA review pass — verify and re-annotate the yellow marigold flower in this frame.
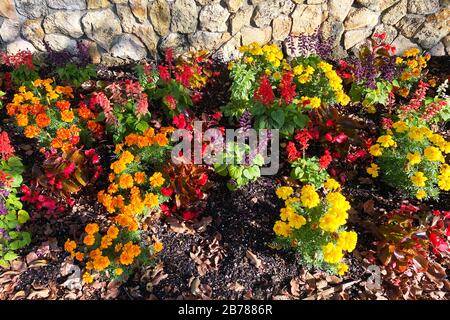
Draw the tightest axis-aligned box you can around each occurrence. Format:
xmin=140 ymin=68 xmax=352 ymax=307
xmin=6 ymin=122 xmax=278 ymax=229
xmin=273 ymin=220 xmax=292 ymax=237
xmin=83 ymin=234 xmax=96 ymax=246
xmin=377 ymin=135 xmax=395 ymax=148
xmin=300 ymin=184 xmax=320 ymax=209
xmin=440 ymin=164 xmax=450 ymax=177
xmin=144 ymin=192 xmax=159 ymax=208
xmin=337 ymin=263 xmax=349 ymax=276
xmin=403 ymin=48 xmax=420 ymax=57
xmin=85 ymin=223 xmax=99 ymax=235
xmin=366 ymin=163 xmax=379 ymax=178
xmin=280 ymin=206 xmax=295 ymax=221
xmin=324 ymin=178 xmax=340 ymax=191
xmin=115 ymin=268 xmax=124 ymax=276
xmin=293 ymin=64 xmax=304 ymax=75
xmin=424 ymin=146 xmax=444 ymax=162
xmin=408 ymin=127 xmax=424 ymax=141
xmin=336 ymin=91 xmax=350 ymax=106
xmin=395 ymin=57 xmax=403 ymax=65
xmin=369 ymin=144 xmax=383 ymax=157
xmin=326 ymin=192 xmax=351 ymax=212
xmin=309 ymin=97 xmax=321 ymax=108
xmin=60 ymin=110 xmax=74 ymax=123
xmin=16 ymin=114 xmax=28 ymax=127
xmin=416 ymin=189 xmax=427 ymax=200
xmin=149 ymin=172 xmax=165 ymax=187
xmin=273 ymin=71 xmax=282 ymax=80
xmin=411 ymin=171 xmax=428 ymax=187
xmin=64 ymin=239 xmax=76 ymax=253
xmin=82 ymin=272 xmax=94 ymax=284
xmin=285 ymin=197 xmax=300 ymax=207
xmin=337 ymin=231 xmax=357 ymax=252
xmin=153 ymin=241 xmax=164 ymax=253
xmin=288 ymin=213 xmax=306 ymax=229
xmin=276 ymin=186 xmax=293 ymax=200
xmin=322 ymin=243 xmax=344 ymax=264
xmin=119 ymin=173 xmax=134 ymax=189
xmin=392 ymin=121 xmax=408 ymax=133
xmin=406 ymin=152 xmax=421 ymax=166
xmin=319 ymin=212 xmax=340 ymax=232
xmin=244 ymin=56 xmax=254 ymax=64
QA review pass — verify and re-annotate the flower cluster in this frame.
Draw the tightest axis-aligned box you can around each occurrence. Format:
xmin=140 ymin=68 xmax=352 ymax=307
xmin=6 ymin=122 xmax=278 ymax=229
xmin=64 ymin=222 xmax=163 ymax=283
xmin=273 ymin=182 xmax=356 ymax=275
xmin=396 ymin=48 xmax=430 ymax=90
xmin=368 ymin=120 xmax=449 ymax=200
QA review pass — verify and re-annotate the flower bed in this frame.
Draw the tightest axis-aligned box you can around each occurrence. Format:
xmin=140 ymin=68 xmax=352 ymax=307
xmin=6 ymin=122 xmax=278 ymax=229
xmin=0 ymin=34 xmax=449 ymax=300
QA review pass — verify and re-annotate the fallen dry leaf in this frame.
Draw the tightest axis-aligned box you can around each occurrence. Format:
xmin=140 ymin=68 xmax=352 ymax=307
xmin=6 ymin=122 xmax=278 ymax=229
xmin=246 ymin=250 xmax=262 ymax=269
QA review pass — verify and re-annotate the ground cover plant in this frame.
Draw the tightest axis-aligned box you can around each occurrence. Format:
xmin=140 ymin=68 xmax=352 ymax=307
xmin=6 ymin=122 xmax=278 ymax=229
xmin=0 ymin=33 xmax=449 ymax=301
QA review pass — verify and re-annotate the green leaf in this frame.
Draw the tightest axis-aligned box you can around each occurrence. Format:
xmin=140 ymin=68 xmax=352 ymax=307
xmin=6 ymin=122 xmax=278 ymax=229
xmin=253 ymin=154 xmax=264 ymax=166
xmin=3 ymin=251 xmax=18 ymax=261
xmin=17 ymin=210 xmax=30 ymax=224
xmin=229 ymin=165 xmax=243 ymax=180
xmin=271 ymin=109 xmax=285 ymax=127
xmin=136 ymin=121 xmax=149 ymax=132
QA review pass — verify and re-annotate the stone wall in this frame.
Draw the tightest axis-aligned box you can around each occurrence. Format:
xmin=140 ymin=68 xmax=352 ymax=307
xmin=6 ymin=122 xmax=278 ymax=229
xmin=0 ymin=0 xmax=449 ymax=63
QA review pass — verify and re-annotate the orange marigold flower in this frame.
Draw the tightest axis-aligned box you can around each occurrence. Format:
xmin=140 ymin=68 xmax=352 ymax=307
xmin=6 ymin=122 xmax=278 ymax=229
xmin=61 ymin=110 xmax=74 ymax=123
xmin=16 ymin=114 xmax=28 ymax=127
xmin=93 ymin=255 xmax=110 ymax=271
xmin=153 ymin=241 xmax=164 ymax=253
xmin=107 ymin=225 xmax=119 ymax=239
xmin=56 ymin=128 xmax=71 ymax=140
xmin=64 ymin=239 xmax=76 ymax=252
xmin=119 ymin=173 xmax=134 ymax=189
xmin=83 ymin=234 xmax=96 ymax=246
xmin=55 ymin=100 xmax=70 ymax=111
xmin=24 ymin=125 xmax=40 ymax=138
xmin=89 ymin=248 xmax=102 ymax=259
xmin=134 ymin=172 xmax=146 ymax=185
xmin=153 ymin=133 xmax=169 ymax=146
xmin=78 ymin=106 xmax=94 ymax=120
xmin=35 ymin=113 xmax=51 ymax=128
xmin=144 ymin=192 xmax=159 ymax=208
xmin=85 ymin=223 xmax=99 ymax=235
xmin=119 ymin=252 xmax=134 ymax=265
xmin=74 ymin=252 xmax=85 ymax=262
xmin=108 ymin=183 xmax=119 ymax=194
xmin=100 ymin=235 xmax=113 ymax=249
xmin=51 ymin=138 xmax=63 ymax=149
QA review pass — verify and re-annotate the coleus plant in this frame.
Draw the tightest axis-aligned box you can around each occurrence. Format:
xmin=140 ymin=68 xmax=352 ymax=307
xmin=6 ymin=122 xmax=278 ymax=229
xmin=377 ymin=205 xmax=449 ymax=274
xmin=0 ymin=133 xmax=31 ymax=268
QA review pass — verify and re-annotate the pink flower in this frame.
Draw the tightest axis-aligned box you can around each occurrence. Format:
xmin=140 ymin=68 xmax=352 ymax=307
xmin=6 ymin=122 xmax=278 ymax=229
xmin=164 ymin=95 xmax=177 ymax=110
xmin=136 ymin=93 xmax=149 ymax=115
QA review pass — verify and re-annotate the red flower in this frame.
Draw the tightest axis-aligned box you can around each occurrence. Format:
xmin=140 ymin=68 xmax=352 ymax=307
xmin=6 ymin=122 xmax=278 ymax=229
xmin=325 ymin=120 xmax=335 ymax=128
xmin=182 ymin=210 xmax=199 ymax=221
xmin=381 ymin=117 xmax=393 ymax=130
xmin=429 ymin=232 xmax=448 ymax=253
xmin=176 ymin=65 xmax=194 ymax=87
xmin=172 ymin=113 xmax=187 ymax=129
xmin=198 ymin=173 xmax=208 ymax=186
xmin=332 ymin=132 xmax=348 ymax=144
xmin=63 ymin=162 xmax=76 ymax=178
xmin=212 ymin=112 xmax=222 ymax=120
xmin=164 ymin=95 xmax=177 ymax=110
xmin=192 ymin=92 xmax=203 ymax=104
xmin=160 ymin=203 xmax=171 ymax=216
xmin=324 ymin=133 xmax=333 ymax=142
xmin=279 ymin=72 xmax=296 ymax=105
xmin=294 ymin=128 xmax=312 ymax=151
xmin=0 ymin=131 xmax=15 ymax=160
xmin=254 ymin=76 xmax=274 ymax=105
xmin=286 ymin=141 xmax=300 ymax=162
xmin=158 ymin=65 xmax=170 ymax=82
xmin=161 ymin=187 xmax=174 ymax=197
xmin=319 ymin=149 xmax=332 ymax=169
